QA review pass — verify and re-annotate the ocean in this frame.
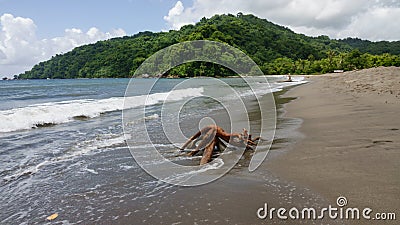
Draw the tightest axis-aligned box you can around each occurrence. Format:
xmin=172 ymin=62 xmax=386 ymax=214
xmin=0 ymin=77 xmax=324 ymax=224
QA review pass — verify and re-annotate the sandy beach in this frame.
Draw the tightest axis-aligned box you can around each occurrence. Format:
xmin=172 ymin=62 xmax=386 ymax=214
xmin=269 ymin=67 xmax=400 ymax=224
xmin=1 ymin=69 xmax=398 ymax=224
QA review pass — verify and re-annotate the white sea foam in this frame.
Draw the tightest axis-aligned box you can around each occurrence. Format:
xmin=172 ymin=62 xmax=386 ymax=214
xmin=125 ymin=113 xmax=160 ymax=126
xmin=59 ymin=133 xmax=129 ymax=160
xmin=251 ymin=76 xmax=307 ymax=97
xmin=2 ymin=133 xmax=130 ymax=182
xmin=0 ymin=87 xmax=204 ymax=133
xmin=2 ymin=160 xmax=49 ymax=182
xmin=0 ymin=78 xmax=306 ymax=133
xmin=161 ymin=158 xmax=225 ymax=185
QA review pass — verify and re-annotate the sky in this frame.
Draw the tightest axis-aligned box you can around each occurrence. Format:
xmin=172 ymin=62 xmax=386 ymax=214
xmin=1 ymin=0 xmax=400 ymax=78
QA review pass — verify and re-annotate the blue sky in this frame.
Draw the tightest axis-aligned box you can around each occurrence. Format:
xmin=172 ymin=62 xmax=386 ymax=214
xmin=1 ymin=0 xmax=399 ymax=77
xmin=0 ymin=0 xmax=191 ymax=38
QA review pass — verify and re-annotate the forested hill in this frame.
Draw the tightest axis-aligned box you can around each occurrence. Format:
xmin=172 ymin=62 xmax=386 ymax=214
xmin=19 ymin=13 xmax=400 ymax=79
xmin=339 ymin=38 xmax=400 ymax=55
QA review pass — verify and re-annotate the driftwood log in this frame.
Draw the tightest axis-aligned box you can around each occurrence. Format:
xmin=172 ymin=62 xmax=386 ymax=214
xmin=180 ymin=125 xmax=261 ymax=165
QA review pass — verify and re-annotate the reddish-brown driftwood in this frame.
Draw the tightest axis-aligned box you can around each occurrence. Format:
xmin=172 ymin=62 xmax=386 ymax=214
xmin=180 ymin=125 xmax=261 ymax=165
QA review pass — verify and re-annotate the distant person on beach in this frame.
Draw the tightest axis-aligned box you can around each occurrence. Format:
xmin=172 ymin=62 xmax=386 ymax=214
xmin=286 ymin=75 xmax=292 ymax=82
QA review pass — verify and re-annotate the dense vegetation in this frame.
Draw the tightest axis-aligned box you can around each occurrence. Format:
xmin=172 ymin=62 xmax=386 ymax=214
xmin=19 ymin=13 xmax=400 ymax=79
xmin=339 ymin=38 xmax=400 ymax=55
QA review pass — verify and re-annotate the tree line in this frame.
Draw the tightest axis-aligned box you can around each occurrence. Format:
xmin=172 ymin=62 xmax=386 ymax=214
xmin=264 ymin=50 xmax=400 ymax=75
xmin=18 ymin=14 xmax=400 ymax=79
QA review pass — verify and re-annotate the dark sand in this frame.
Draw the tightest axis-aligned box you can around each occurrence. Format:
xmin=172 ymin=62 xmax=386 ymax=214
xmin=269 ymin=67 xmax=400 ymax=224
xmin=111 ymin=68 xmax=399 ymax=224
xmin=115 ymin=90 xmax=334 ymax=225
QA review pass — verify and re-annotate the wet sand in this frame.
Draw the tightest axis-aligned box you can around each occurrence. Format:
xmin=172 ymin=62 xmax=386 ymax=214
xmin=269 ymin=67 xmax=400 ymax=224
xmin=114 ymin=91 xmax=333 ymax=225
xmin=36 ymin=69 xmax=398 ymax=224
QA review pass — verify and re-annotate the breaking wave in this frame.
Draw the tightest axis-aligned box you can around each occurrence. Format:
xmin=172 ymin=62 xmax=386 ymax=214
xmin=0 ymin=88 xmax=204 ymax=133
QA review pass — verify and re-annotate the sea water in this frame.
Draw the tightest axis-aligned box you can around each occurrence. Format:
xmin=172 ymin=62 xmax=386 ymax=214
xmin=0 ymin=77 xmax=306 ymax=224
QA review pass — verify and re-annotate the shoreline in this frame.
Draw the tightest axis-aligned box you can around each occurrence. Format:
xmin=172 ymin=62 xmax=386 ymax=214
xmin=2 ymin=69 xmax=398 ymax=224
xmin=268 ymin=67 xmax=400 ymax=224
xmin=112 ymin=86 xmax=330 ymax=225
xmin=119 ymin=88 xmax=331 ymax=225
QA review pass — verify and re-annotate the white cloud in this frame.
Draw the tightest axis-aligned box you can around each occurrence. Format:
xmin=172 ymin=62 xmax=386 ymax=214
xmin=163 ymin=0 xmax=400 ymax=41
xmin=0 ymin=13 xmax=126 ymax=78
xmin=0 ymin=49 xmax=6 ymax=59
xmin=337 ymin=7 xmax=400 ymax=41
xmin=163 ymin=1 xmax=185 ymax=30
